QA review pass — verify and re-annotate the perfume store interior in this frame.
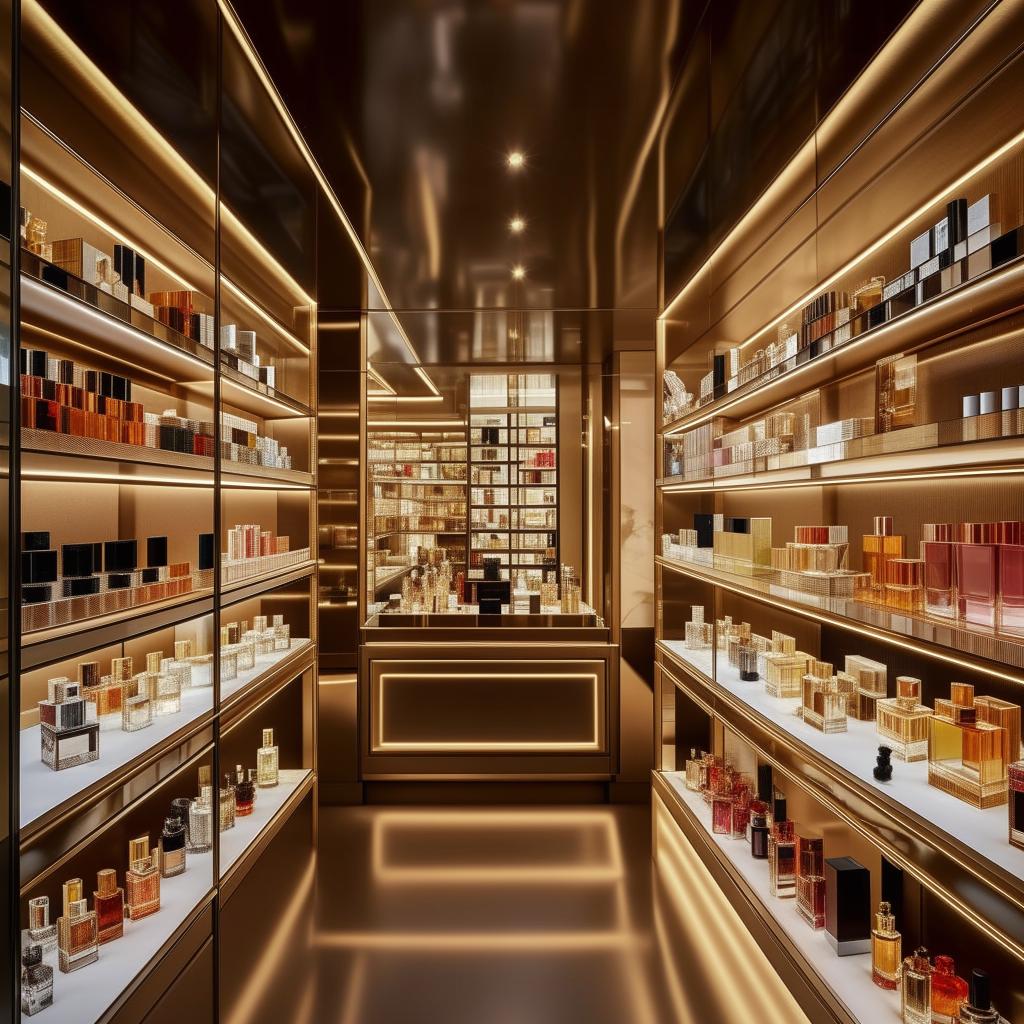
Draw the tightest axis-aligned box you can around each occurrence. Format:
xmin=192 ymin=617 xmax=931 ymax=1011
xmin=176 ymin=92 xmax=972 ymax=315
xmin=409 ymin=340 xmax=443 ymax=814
xmin=5 ymin=2 xmax=1024 ymax=1024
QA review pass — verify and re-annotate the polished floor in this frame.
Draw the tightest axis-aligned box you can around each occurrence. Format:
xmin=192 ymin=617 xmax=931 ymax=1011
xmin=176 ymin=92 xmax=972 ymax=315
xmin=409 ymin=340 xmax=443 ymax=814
xmin=264 ymin=803 xmax=812 ymax=1024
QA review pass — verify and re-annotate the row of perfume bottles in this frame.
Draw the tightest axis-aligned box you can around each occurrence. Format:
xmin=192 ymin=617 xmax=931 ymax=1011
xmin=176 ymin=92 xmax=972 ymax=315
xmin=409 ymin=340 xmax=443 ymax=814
xmin=38 ymin=620 xmax=292 ymax=772
xmin=682 ymin=754 xmax=1008 ymax=1024
xmin=684 ymin=607 xmax=1024 ymax=840
xmin=20 ymin=732 xmax=279 ymax=1016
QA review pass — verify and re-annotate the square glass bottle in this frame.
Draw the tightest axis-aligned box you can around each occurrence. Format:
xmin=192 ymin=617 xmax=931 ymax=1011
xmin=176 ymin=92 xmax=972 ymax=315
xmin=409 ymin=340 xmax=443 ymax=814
xmin=57 ymin=878 xmax=98 ymax=972
xmin=1010 ymin=760 xmax=1024 ymax=852
xmin=922 ymin=522 xmax=956 ymax=618
xmin=901 ymin=948 xmax=933 ymax=1024
xmin=767 ymin=798 xmax=796 ymax=899
xmin=844 ymin=654 xmax=887 ymax=721
xmin=928 ymin=697 xmax=1008 ymax=809
xmin=94 ymin=868 xmax=124 ymax=943
xmin=795 ymin=832 xmax=826 ymax=929
xmin=21 ymin=896 xmax=57 ymax=955
xmin=862 ymin=515 xmax=904 ymax=598
xmin=876 ymin=676 xmax=931 ymax=762
xmin=234 ymin=764 xmax=256 ymax=816
xmin=122 ymin=672 xmax=154 ymax=732
xmin=189 ymin=786 xmax=214 ymax=853
xmin=220 ymin=773 xmax=237 ymax=831
xmin=125 ymin=836 xmax=161 ymax=920
xmin=257 ymin=728 xmax=279 ymax=787
xmin=160 ymin=813 xmax=188 ymax=877
xmin=956 ymin=523 xmax=1000 ymax=628
xmin=20 ymin=945 xmax=53 ymax=1016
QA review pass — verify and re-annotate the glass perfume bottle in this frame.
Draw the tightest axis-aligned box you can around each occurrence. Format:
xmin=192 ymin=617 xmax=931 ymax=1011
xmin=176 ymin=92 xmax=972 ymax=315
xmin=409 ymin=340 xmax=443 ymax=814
xmin=21 ymin=895 xmax=57 ymax=955
xmin=957 ymin=522 xmax=999 ymax=628
xmin=922 ymin=523 xmax=956 ymax=618
xmin=684 ymin=748 xmax=703 ymax=791
xmin=1010 ymin=760 xmax=1024 ymax=852
xmin=730 ymin=783 xmax=751 ymax=839
xmin=767 ymin=798 xmax=796 ymax=899
xmin=862 ymin=515 xmax=904 ymax=598
xmin=220 ymin=773 xmax=237 ymax=831
xmin=959 ymin=969 xmax=1002 ymax=1024
xmin=272 ymin=613 xmax=290 ymax=650
xmin=901 ymin=947 xmax=933 ymax=1024
xmin=57 ymin=877 xmax=99 ymax=973
xmin=876 ymin=676 xmax=932 ymax=762
xmin=749 ymin=802 xmax=770 ymax=859
xmin=125 ymin=836 xmax=161 ymax=920
xmin=234 ymin=764 xmax=255 ymax=816
xmin=160 ymin=813 xmax=188 ymax=877
xmin=795 ymin=832 xmax=826 ymax=929
xmin=121 ymin=672 xmax=154 ymax=732
xmin=171 ymin=796 xmax=193 ymax=848
xmin=257 ymin=728 xmax=279 ymax=787
xmin=153 ymin=668 xmax=183 ymax=716
xmin=931 ymin=955 xmax=969 ymax=1024
xmin=871 ymin=901 xmax=901 ymax=990
xmin=711 ymin=775 xmax=734 ymax=835
xmin=93 ymin=868 xmax=124 ymax=943
xmin=189 ymin=786 xmax=213 ymax=853
xmin=20 ymin=945 xmax=53 ymax=1016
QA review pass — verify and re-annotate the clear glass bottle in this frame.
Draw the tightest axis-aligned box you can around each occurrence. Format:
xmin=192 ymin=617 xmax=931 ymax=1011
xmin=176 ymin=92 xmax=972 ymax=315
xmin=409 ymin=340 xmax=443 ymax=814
xmin=684 ymin=748 xmax=703 ymax=791
xmin=749 ymin=802 xmax=770 ymax=859
xmin=959 ymin=969 xmax=1002 ymax=1024
xmin=21 ymin=895 xmax=57 ymax=955
xmin=121 ymin=672 xmax=154 ymax=732
xmin=57 ymin=877 xmax=99 ymax=972
xmin=767 ymin=798 xmax=796 ymax=899
xmin=160 ymin=813 xmax=188 ymax=877
xmin=871 ymin=901 xmax=901 ymax=990
xmin=257 ymin=728 xmax=279 ymax=787
xmin=171 ymin=796 xmax=193 ymax=848
xmin=220 ymin=773 xmax=237 ymax=831
xmin=20 ymin=945 xmax=53 ymax=1016
xmin=901 ymin=947 xmax=933 ymax=1024
xmin=125 ymin=836 xmax=161 ymax=920
xmin=272 ymin=613 xmax=290 ymax=650
xmin=93 ymin=868 xmax=124 ymax=943
xmin=234 ymin=764 xmax=255 ymax=816
xmin=931 ymin=954 xmax=969 ymax=1024
xmin=795 ymin=832 xmax=826 ymax=929
xmin=189 ymin=786 xmax=213 ymax=853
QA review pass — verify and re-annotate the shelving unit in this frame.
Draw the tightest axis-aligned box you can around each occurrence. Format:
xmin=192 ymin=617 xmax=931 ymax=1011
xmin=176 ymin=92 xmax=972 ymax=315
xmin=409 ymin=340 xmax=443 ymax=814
xmin=655 ymin=19 xmax=1024 ymax=1023
xmin=468 ymin=373 xmax=558 ymax=585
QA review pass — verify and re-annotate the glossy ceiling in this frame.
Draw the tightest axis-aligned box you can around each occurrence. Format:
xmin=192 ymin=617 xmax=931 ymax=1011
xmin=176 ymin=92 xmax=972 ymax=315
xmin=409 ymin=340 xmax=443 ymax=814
xmin=233 ymin=0 xmax=689 ymax=370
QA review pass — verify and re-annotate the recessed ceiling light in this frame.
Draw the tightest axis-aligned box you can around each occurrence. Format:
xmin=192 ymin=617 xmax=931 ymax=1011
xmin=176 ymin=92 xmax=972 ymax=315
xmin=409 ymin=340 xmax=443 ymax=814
xmin=509 ymin=215 xmax=525 ymax=234
xmin=506 ymin=151 xmax=525 ymax=170
xmin=511 ymin=265 xmax=526 ymax=281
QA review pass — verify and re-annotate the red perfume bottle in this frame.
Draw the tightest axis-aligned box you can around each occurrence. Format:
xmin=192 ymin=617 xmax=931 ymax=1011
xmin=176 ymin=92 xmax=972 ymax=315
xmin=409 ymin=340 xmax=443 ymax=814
xmin=931 ymin=954 xmax=968 ymax=1024
xmin=957 ymin=522 xmax=999 ymax=628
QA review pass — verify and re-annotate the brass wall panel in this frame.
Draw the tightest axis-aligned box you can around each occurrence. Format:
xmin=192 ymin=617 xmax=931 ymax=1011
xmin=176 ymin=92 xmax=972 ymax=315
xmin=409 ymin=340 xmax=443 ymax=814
xmin=139 ymin=937 xmax=214 ymax=1024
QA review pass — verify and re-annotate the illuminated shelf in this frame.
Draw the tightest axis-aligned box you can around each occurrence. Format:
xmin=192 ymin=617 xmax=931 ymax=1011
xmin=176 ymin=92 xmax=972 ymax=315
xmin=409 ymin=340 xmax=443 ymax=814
xmin=219 ymin=368 xmax=313 ymax=421
xmin=654 ymin=772 xmax=899 ymax=1024
xmin=657 ymin=640 xmax=1024 ymax=944
xmin=21 ymin=589 xmax=215 ymax=672
xmin=219 ymin=637 xmax=314 ymax=708
xmin=662 ymin=255 xmax=1024 ymax=435
xmin=20 ymin=264 xmax=213 ymax=382
xmin=374 ymin=564 xmax=416 ymax=592
xmin=218 ymin=768 xmax=313 ymax=890
xmin=656 ymin=555 xmax=1024 ymax=675
xmin=220 ymin=559 xmax=316 ymax=601
xmin=220 ymin=461 xmax=315 ymax=488
xmin=28 ymin=856 xmax=213 ymax=1024
xmin=19 ymin=686 xmax=215 ymax=833
xmin=659 ymin=428 xmax=1024 ymax=491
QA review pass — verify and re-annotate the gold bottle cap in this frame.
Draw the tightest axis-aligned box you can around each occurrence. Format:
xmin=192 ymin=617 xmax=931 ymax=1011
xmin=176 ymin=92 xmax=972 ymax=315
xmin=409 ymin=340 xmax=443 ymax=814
xmin=128 ymin=835 xmax=150 ymax=866
xmin=62 ymin=878 xmax=83 ymax=915
xmin=28 ymin=896 xmax=49 ymax=929
xmin=97 ymin=868 xmax=118 ymax=896
xmin=262 ymin=728 xmax=274 ymax=747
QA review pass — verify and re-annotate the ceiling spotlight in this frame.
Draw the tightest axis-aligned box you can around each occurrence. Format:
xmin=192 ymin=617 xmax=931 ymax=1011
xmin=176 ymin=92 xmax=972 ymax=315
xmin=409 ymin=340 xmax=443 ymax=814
xmin=509 ymin=215 xmax=525 ymax=234
xmin=506 ymin=151 xmax=525 ymax=170
xmin=511 ymin=264 xmax=526 ymax=281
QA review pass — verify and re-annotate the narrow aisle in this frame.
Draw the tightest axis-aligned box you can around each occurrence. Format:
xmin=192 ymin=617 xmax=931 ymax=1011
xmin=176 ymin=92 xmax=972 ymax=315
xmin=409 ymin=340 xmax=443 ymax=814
xmin=306 ymin=805 xmax=809 ymax=1024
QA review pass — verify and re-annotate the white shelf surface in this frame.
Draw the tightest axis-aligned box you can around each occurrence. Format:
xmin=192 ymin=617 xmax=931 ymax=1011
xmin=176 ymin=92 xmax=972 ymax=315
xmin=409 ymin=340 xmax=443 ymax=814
xmin=662 ymin=772 xmax=901 ymax=1024
xmin=219 ymin=638 xmax=312 ymax=703
xmin=20 ymin=688 xmax=214 ymax=830
xmin=660 ymin=639 xmax=1024 ymax=885
xmin=30 ymin=851 xmax=212 ymax=1024
xmin=218 ymin=768 xmax=311 ymax=878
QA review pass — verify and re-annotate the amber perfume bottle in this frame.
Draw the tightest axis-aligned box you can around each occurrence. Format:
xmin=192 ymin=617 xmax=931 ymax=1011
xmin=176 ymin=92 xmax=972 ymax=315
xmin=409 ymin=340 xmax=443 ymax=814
xmin=1010 ymin=760 xmax=1024 ymax=852
xmin=767 ymin=798 xmax=796 ymax=899
xmin=234 ymin=764 xmax=255 ymax=816
xmin=93 ymin=868 xmax=124 ymax=943
xmin=862 ymin=515 xmax=904 ymax=597
xmin=876 ymin=676 xmax=932 ymax=762
xmin=795 ymin=832 xmax=826 ymax=930
xmin=125 ymin=836 xmax=161 ymax=920
xmin=931 ymin=955 xmax=969 ymax=1024
xmin=160 ymin=813 xmax=187 ymax=877
xmin=57 ymin=877 xmax=99 ymax=973
xmin=901 ymin=948 xmax=933 ymax=1024
xmin=21 ymin=896 xmax=57 ymax=955
xmin=871 ymin=901 xmax=901 ymax=990
xmin=20 ymin=945 xmax=53 ymax=1016
xmin=257 ymin=728 xmax=279 ymax=787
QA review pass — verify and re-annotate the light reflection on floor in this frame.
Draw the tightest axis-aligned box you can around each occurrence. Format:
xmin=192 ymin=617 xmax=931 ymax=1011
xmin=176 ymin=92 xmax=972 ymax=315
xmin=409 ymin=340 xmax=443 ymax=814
xmin=309 ymin=803 xmax=809 ymax=1024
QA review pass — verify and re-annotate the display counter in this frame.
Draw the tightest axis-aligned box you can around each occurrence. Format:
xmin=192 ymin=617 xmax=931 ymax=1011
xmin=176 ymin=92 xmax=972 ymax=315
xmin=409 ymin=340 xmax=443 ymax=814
xmin=359 ymin=608 xmax=618 ymax=779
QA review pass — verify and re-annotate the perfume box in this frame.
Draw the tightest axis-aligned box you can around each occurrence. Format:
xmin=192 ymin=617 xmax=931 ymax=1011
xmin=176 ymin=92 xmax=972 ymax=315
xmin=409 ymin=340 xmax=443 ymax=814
xmin=991 ymin=226 xmax=1023 ymax=269
xmin=22 ymin=549 xmax=58 ymax=584
xmin=825 ymin=856 xmax=870 ymax=955
xmin=62 ymin=542 xmax=101 ymax=577
xmin=104 ymin=539 xmax=138 ymax=572
xmin=23 ymin=531 xmax=51 ymax=551
xmin=147 ymin=536 xmax=168 ymax=568
xmin=41 ymin=720 xmax=100 ymax=771
xmin=910 ymin=230 xmax=931 ymax=269
xmin=199 ymin=533 xmax=215 ymax=571
xmin=51 ymin=237 xmax=105 ymax=286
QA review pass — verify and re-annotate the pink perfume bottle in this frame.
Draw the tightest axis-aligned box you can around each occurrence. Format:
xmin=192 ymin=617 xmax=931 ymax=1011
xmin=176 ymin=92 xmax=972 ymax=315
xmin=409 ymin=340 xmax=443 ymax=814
xmin=957 ymin=523 xmax=999 ymax=628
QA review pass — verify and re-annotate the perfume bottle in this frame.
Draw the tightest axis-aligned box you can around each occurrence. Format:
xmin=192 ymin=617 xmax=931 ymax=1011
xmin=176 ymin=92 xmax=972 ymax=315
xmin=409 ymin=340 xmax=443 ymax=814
xmin=93 ymin=868 xmax=124 ymax=943
xmin=272 ymin=613 xmax=290 ymax=650
xmin=20 ymin=945 xmax=53 ymax=1016
xmin=189 ymin=786 xmax=213 ymax=853
xmin=730 ymin=783 xmax=752 ymax=839
xmin=871 ymin=901 xmax=901 ymax=990
xmin=220 ymin=773 xmax=237 ymax=831
xmin=959 ymin=970 xmax=1002 ymax=1024
xmin=121 ymin=672 xmax=153 ymax=732
xmin=153 ymin=668 xmax=183 ymax=716
xmin=38 ymin=677 xmax=100 ymax=771
xmin=1010 ymin=760 xmax=1024 ymax=852
xmin=171 ymin=796 xmax=193 ymax=847
xmin=767 ymin=798 xmax=796 ymax=899
xmin=922 ymin=523 xmax=956 ymax=618
xmin=234 ymin=764 xmax=255 ymax=816
xmin=749 ymin=802 xmax=770 ymax=859
xmin=862 ymin=515 xmax=904 ymax=597
xmin=876 ymin=676 xmax=932 ymax=762
xmin=57 ymin=877 xmax=99 ymax=972
xmin=125 ymin=836 xmax=161 ymax=920
xmin=684 ymin=748 xmax=703 ymax=791
xmin=931 ymin=955 xmax=969 ymax=1024
xmin=21 ymin=896 xmax=57 ymax=955
xmin=795 ymin=832 xmax=826 ymax=929
xmin=257 ymin=728 xmax=279 ymax=787
xmin=160 ymin=813 xmax=187 ymax=877
xmin=711 ymin=775 xmax=734 ymax=835
xmin=957 ymin=522 xmax=999 ymax=628
xmin=901 ymin=947 xmax=933 ymax=1024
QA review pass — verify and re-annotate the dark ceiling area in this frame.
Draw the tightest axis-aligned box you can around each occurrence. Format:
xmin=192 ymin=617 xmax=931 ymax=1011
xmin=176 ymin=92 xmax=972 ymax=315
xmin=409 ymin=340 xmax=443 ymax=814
xmin=232 ymin=0 xmax=689 ymax=339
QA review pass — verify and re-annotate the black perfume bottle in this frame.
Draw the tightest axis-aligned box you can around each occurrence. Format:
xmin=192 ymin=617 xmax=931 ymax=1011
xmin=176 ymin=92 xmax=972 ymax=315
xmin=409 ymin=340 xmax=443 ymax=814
xmin=874 ymin=746 xmax=893 ymax=782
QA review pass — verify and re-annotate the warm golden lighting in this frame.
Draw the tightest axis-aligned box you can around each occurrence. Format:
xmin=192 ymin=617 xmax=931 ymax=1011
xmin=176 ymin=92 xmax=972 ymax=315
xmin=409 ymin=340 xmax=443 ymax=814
xmin=509 ymin=215 xmax=526 ymax=234
xmin=506 ymin=151 xmax=526 ymax=170
xmin=512 ymin=264 xmax=527 ymax=281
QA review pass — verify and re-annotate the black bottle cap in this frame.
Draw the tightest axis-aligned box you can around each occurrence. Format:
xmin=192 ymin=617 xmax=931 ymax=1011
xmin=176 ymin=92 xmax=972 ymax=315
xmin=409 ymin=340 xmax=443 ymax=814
xmin=757 ymin=763 xmax=773 ymax=803
xmin=969 ymin=969 xmax=991 ymax=1011
xmin=773 ymin=796 xmax=786 ymax=823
